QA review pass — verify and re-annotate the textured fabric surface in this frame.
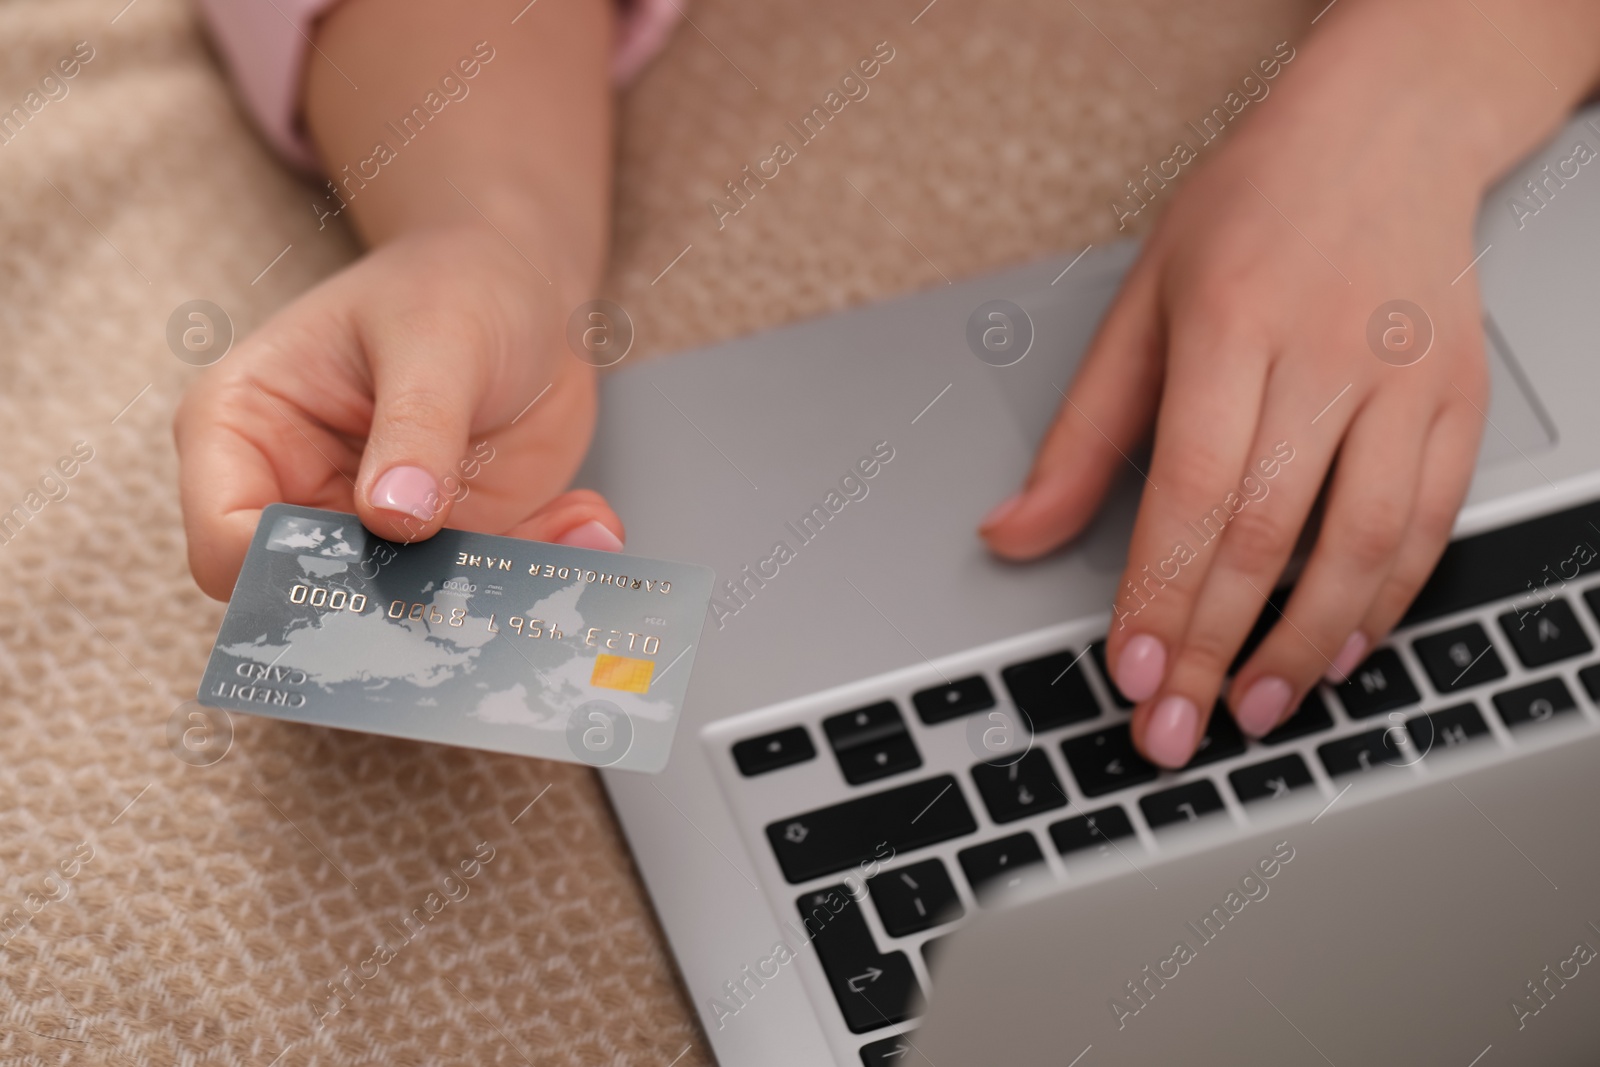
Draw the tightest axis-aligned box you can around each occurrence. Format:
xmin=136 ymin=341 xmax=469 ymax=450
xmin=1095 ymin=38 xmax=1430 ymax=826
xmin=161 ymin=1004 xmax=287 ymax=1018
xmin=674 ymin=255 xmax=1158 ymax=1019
xmin=0 ymin=0 xmax=1305 ymax=1064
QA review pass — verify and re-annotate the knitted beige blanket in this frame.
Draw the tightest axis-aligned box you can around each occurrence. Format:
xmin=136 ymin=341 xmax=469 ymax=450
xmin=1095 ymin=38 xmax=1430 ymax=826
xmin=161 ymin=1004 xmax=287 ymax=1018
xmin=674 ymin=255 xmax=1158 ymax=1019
xmin=0 ymin=0 xmax=1303 ymax=1062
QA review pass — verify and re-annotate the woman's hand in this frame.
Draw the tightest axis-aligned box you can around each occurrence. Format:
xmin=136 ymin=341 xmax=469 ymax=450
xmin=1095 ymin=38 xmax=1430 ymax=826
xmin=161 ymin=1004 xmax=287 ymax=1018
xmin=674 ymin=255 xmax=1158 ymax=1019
xmin=980 ymin=0 xmax=1600 ymax=767
xmin=175 ymin=225 xmax=622 ymax=600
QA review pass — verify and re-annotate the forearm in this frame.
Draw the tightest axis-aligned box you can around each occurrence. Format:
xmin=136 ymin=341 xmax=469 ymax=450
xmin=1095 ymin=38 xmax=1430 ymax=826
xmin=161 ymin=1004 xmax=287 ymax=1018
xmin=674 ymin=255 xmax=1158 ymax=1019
xmin=1241 ymin=0 xmax=1600 ymax=199
xmin=303 ymin=0 xmax=615 ymax=305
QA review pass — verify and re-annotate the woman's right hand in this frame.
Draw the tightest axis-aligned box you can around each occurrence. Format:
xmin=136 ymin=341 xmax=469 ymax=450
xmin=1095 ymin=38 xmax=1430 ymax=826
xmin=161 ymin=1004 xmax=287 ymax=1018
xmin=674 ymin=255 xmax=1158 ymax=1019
xmin=175 ymin=224 xmax=625 ymax=601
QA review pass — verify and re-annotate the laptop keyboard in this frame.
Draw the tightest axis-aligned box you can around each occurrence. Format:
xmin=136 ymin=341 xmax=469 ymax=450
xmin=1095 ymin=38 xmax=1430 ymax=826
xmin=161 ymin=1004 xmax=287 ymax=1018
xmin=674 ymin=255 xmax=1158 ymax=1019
xmin=705 ymin=499 xmax=1600 ymax=1057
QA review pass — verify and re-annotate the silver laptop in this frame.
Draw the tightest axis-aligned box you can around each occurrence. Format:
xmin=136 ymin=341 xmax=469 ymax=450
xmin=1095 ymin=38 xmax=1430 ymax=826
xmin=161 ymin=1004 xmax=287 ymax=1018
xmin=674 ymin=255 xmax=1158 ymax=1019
xmin=577 ymin=105 xmax=1600 ymax=1066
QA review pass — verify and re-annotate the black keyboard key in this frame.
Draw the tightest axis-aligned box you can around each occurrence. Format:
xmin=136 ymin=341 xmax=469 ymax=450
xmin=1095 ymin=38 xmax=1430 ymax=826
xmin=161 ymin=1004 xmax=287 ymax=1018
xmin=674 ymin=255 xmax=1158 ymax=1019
xmin=733 ymin=726 xmax=816 ymax=776
xmin=1587 ymin=587 xmax=1600 ymax=630
xmin=1403 ymin=500 xmax=1600 ymax=626
xmin=1413 ymin=623 xmax=1507 ymax=694
xmin=1001 ymin=649 xmax=1102 ymax=730
xmin=1498 ymin=599 xmax=1593 ymax=668
xmin=796 ymin=885 xmax=921 ymax=1034
xmin=1088 ymin=640 xmax=1134 ymax=708
xmin=825 ymin=702 xmax=922 ymax=785
xmin=766 ymin=775 xmax=977 ymax=884
xmin=1333 ymin=648 xmax=1421 ymax=718
xmin=826 ymin=701 xmax=909 ymax=748
xmin=911 ymin=675 xmax=995 ymax=724
xmin=969 ymin=749 xmax=1068 ymax=824
xmin=861 ymin=1033 xmax=920 ymax=1066
xmin=1493 ymin=677 xmax=1578 ymax=729
xmin=1406 ymin=702 xmax=1490 ymax=755
xmin=1581 ymin=663 xmax=1600 ymax=703
xmin=1049 ymin=805 xmax=1136 ymax=858
xmin=1318 ymin=726 xmax=1406 ymax=777
xmin=921 ymin=936 xmax=947 ymax=972
xmin=1186 ymin=703 xmax=1245 ymax=768
xmin=1260 ymin=691 xmax=1335 ymax=745
xmin=1229 ymin=754 xmax=1315 ymax=804
xmin=837 ymin=735 xmax=923 ymax=785
xmin=958 ymin=832 xmax=1047 ymax=901
xmin=1228 ymin=587 xmax=1291 ymax=675
xmin=1139 ymin=779 xmax=1226 ymax=829
xmin=1060 ymin=723 xmax=1159 ymax=797
xmin=868 ymin=859 xmax=963 ymax=937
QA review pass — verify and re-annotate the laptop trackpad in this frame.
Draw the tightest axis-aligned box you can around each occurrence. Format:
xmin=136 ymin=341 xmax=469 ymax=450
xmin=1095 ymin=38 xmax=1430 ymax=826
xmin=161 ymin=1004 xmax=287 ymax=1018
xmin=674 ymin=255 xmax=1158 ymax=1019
xmin=1480 ymin=314 xmax=1557 ymax=466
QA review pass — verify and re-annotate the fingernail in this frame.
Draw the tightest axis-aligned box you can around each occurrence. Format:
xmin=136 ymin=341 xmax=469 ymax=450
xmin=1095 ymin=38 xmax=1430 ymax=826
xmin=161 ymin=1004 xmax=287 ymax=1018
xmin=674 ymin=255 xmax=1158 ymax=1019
xmin=371 ymin=465 xmax=439 ymax=520
xmin=1145 ymin=695 xmax=1198 ymax=768
xmin=1325 ymin=632 xmax=1368 ymax=683
xmin=1115 ymin=634 xmax=1166 ymax=702
xmin=980 ymin=492 xmax=1024 ymax=530
xmin=556 ymin=519 xmax=624 ymax=552
xmin=1236 ymin=676 xmax=1292 ymax=737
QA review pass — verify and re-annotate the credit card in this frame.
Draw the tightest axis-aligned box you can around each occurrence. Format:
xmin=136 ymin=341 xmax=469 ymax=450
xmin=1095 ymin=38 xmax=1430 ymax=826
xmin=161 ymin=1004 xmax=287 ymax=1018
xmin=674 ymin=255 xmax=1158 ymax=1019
xmin=197 ymin=503 xmax=715 ymax=772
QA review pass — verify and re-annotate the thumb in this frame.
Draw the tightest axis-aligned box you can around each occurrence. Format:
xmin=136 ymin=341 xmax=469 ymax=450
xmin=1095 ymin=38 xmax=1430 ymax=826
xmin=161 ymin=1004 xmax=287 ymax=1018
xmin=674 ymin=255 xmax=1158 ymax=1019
xmin=979 ymin=268 xmax=1163 ymax=560
xmin=355 ymin=352 xmax=482 ymax=543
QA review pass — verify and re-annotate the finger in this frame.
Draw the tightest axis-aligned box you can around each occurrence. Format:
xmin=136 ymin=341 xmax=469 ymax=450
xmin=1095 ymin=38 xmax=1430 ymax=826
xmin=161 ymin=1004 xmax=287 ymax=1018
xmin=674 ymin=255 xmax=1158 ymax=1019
xmin=174 ymin=374 xmax=359 ymax=600
xmin=175 ymin=413 xmax=276 ymax=600
xmin=1156 ymin=393 xmax=1351 ymax=746
xmin=1110 ymin=329 xmax=1273 ymax=767
xmin=353 ymin=312 xmax=493 ymax=542
xmin=1225 ymin=391 xmax=1430 ymax=735
xmin=1351 ymin=398 xmax=1483 ymax=648
xmin=503 ymin=488 xmax=626 ymax=550
xmin=980 ymin=264 xmax=1163 ymax=559
xmin=1128 ymin=365 xmax=1349 ymax=766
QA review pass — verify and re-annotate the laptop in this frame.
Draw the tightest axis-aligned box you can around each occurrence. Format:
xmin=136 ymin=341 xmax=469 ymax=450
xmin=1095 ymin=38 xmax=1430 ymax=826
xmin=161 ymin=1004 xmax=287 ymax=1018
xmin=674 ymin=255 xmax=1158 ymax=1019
xmin=576 ymin=103 xmax=1600 ymax=1066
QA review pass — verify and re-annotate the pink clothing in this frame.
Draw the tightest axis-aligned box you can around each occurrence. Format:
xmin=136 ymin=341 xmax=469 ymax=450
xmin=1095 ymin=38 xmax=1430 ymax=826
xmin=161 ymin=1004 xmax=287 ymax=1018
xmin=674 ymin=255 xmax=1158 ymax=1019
xmin=199 ymin=0 xmax=679 ymax=171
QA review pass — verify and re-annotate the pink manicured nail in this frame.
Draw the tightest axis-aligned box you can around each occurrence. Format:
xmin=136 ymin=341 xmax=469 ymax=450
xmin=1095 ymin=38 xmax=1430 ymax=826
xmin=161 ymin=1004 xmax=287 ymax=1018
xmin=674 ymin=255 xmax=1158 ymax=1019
xmin=1325 ymin=632 xmax=1369 ymax=683
xmin=1235 ymin=676 xmax=1292 ymax=737
xmin=1115 ymin=634 xmax=1166 ymax=702
xmin=980 ymin=492 xmax=1024 ymax=529
xmin=371 ymin=465 xmax=439 ymax=520
xmin=556 ymin=519 xmax=624 ymax=552
xmin=1145 ymin=695 xmax=1198 ymax=768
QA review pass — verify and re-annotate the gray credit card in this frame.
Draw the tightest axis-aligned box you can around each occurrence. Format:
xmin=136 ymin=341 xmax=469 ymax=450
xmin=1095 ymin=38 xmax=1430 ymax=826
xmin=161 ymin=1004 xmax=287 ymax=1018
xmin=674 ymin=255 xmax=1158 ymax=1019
xmin=197 ymin=503 xmax=715 ymax=772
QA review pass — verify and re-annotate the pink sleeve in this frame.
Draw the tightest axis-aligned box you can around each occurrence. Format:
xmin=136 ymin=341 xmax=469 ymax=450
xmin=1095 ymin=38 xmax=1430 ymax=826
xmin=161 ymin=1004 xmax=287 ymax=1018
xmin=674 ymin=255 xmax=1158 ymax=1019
xmin=198 ymin=0 xmax=681 ymax=172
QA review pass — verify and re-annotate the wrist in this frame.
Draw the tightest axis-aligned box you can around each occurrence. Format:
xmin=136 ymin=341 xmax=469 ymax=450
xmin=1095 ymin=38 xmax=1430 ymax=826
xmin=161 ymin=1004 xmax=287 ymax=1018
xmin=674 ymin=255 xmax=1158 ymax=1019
xmin=302 ymin=0 xmax=614 ymax=312
xmin=1241 ymin=0 xmax=1600 ymax=198
xmin=430 ymin=180 xmax=607 ymax=314
xmin=314 ymin=161 xmax=605 ymax=312
xmin=397 ymin=217 xmax=603 ymax=334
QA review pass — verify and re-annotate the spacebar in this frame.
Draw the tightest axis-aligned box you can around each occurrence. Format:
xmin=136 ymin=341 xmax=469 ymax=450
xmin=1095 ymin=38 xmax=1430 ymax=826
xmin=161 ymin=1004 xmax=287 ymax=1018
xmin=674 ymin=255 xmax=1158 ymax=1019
xmin=1403 ymin=499 xmax=1600 ymax=625
xmin=765 ymin=775 xmax=977 ymax=884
